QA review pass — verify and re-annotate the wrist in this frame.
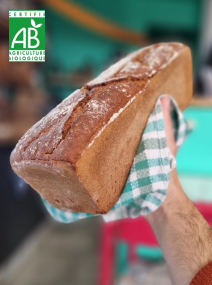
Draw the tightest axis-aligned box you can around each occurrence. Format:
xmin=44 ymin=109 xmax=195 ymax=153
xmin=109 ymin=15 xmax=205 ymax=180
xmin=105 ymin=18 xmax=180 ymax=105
xmin=146 ymin=169 xmax=191 ymax=226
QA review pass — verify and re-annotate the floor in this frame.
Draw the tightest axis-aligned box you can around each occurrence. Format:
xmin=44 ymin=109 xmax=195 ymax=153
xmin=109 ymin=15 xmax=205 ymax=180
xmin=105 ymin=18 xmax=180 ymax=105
xmin=0 ymin=217 xmax=100 ymax=285
xmin=118 ymin=263 xmax=171 ymax=285
xmin=0 ymin=216 xmax=171 ymax=285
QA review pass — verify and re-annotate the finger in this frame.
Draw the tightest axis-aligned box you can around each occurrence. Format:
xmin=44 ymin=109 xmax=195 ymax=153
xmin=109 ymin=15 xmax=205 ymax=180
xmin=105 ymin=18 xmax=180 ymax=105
xmin=161 ymin=96 xmax=177 ymax=157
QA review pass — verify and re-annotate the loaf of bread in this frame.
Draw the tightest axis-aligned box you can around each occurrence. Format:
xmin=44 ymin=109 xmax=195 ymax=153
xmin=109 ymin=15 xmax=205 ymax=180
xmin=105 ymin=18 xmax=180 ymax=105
xmin=10 ymin=43 xmax=193 ymax=214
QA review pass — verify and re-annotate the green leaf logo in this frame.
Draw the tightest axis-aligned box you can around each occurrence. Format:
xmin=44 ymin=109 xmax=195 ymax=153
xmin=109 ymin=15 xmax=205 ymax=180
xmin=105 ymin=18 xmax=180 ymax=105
xmin=31 ymin=19 xmax=42 ymax=28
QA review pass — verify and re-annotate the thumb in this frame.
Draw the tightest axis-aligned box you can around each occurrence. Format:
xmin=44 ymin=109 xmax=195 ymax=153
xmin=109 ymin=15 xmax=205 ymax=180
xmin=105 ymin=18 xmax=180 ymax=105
xmin=161 ymin=96 xmax=177 ymax=157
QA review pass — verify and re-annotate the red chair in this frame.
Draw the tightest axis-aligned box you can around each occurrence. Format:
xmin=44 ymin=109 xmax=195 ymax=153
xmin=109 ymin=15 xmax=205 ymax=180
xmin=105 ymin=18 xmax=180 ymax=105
xmin=98 ymin=202 xmax=212 ymax=285
xmin=195 ymin=202 xmax=212 ymax=226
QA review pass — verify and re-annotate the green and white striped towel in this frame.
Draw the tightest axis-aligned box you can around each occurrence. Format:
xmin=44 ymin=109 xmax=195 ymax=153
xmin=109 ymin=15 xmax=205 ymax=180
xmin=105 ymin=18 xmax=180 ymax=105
xmin=42 ymin=96 xmax=191 ymax=223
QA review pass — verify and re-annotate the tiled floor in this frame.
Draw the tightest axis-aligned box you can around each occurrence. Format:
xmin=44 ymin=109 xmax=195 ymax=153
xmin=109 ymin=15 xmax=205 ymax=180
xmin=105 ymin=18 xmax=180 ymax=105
xmin=0 ymin=217 xmax=170 ymax=285
xmin=117 ymin=263 xmax=171 ymax=285
xmin=0 ymin=217 xmax=100 ymax=285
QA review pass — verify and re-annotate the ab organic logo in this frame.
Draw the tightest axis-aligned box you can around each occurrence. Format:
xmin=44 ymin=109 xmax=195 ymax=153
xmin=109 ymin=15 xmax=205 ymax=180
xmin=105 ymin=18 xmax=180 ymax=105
xmin=9 ymin=10 xmax=45 ymax=62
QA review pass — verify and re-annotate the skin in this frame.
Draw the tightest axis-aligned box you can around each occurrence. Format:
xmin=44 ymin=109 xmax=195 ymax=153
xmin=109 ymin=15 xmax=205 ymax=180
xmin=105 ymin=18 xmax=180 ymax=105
xmin=146 ymin=97 xmax=212 ymax=285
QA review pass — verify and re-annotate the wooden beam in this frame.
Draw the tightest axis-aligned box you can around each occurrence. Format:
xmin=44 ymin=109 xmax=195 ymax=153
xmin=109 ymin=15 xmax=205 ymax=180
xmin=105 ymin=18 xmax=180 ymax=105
xmin=37 ymin=0 xmax=148 ymax=46
xmin=192 ymin=96 xmax=212 ymax=107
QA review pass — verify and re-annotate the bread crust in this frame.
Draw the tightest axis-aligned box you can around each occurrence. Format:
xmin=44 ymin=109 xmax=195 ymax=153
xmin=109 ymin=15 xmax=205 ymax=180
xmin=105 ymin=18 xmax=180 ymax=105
xmin=10 ymin=43 xmax=193 ymax=213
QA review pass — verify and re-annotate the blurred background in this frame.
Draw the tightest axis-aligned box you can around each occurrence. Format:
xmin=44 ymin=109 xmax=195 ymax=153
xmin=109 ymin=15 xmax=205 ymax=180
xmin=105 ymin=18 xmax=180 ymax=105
xmin=1 ymin=0 xmax=212 ymax=284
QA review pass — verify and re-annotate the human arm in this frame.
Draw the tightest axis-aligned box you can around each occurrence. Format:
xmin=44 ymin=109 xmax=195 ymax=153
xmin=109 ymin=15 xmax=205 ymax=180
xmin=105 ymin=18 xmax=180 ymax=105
xmin=146 ymin=97 xmax=212 ymax=285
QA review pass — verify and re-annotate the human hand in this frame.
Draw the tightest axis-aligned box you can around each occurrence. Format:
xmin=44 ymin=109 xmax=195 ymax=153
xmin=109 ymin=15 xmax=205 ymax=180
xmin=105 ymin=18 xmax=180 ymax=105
xmin=147 ymin=96 xmax=188 ymax=224
xmin=159 ymin=96 xmax=187 ymax=209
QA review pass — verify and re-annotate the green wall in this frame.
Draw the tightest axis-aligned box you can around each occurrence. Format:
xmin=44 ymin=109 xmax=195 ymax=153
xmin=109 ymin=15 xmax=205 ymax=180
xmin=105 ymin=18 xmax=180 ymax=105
xmin=44 ymin=0 xmax=202 ymax=99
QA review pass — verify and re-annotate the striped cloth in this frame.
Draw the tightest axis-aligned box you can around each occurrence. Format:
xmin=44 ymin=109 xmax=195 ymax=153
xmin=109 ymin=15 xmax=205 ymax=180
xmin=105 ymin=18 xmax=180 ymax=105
xmin=43 ymin=96 xmax=191 ymax=223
